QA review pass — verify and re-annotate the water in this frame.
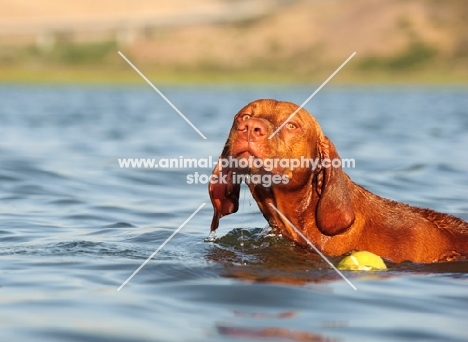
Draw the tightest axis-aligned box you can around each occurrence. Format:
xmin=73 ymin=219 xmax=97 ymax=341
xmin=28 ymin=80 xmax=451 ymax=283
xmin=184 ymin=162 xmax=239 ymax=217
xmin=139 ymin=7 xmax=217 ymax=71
xmin=0 ymin=84 xmax=467 ymax=341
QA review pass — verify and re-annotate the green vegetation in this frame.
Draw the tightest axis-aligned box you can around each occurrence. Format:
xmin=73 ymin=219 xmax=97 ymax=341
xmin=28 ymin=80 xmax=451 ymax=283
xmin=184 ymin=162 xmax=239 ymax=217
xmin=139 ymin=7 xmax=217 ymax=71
xmin=1 ymin=41 xmax=117 ymax=66
xmin=359 ymin=42 xmax=437 ymax=71
xmin=49 ymin=41 xmax=117 ymax=65
xmin=0 ymin=41 xmax=466 ymax=85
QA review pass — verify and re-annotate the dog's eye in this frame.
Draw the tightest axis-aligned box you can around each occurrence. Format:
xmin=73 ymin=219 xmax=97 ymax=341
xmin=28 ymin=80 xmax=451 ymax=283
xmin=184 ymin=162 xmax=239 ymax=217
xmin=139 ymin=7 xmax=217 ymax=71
xmin=242 ymin=114 xmax=251 ymax=121
xmin=287 ymin=123 xmax=296 ymax=129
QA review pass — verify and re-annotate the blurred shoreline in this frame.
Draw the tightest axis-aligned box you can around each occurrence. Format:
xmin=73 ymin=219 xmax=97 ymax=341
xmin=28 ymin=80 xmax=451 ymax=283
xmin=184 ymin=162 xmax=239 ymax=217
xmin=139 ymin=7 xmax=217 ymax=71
xmin=1 ymin=65 xmax=467 ymax=85
xmin=1 ymin=0 xmax=467 ymax=85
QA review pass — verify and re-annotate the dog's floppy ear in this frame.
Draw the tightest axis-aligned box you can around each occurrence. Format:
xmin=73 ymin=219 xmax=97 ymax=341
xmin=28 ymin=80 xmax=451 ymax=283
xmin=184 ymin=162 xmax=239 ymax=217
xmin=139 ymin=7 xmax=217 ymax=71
xmin=316 ymin=136 xmax=355 ymax=235
xmin=208 ymin=144 xmax=240 ymax=232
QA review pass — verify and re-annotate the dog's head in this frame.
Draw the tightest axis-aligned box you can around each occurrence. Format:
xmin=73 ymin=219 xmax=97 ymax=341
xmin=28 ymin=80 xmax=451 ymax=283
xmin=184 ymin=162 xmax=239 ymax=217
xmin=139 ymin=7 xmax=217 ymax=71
xmin=209 ymin=99 xmax=354 ymax=236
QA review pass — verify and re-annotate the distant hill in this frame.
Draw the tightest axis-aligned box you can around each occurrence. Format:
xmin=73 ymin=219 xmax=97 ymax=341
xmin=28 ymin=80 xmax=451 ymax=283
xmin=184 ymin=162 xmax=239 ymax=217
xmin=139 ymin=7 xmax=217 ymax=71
xmin=1 ymin=0 xmax=467 ymax=83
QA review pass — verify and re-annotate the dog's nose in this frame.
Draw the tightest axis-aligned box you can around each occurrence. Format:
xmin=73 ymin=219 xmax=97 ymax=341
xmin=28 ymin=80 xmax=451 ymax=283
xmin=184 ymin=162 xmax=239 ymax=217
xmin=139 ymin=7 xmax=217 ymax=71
xmin=237 ymin=119 xmax=268 ymax=141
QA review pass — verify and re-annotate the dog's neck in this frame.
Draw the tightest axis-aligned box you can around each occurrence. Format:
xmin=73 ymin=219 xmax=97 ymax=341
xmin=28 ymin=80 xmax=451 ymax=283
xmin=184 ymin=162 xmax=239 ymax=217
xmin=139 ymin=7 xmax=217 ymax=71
xmin=249 ymin=168 xmax=365 ymax=252
xmin=248 ymin=171 xmax=322 ymax=243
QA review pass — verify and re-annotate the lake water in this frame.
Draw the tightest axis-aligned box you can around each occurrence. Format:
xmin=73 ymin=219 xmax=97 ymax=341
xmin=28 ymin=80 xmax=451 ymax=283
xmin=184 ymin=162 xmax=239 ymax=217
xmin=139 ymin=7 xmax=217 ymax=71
xmin=0 ymin=84 xmax=467 ymax=341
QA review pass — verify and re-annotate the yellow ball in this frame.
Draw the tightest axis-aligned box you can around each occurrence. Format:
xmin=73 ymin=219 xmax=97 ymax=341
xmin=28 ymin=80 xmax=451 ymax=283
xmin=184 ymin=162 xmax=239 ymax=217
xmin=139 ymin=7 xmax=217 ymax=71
xmin=337 ymin=251 xmax=387 ymax=271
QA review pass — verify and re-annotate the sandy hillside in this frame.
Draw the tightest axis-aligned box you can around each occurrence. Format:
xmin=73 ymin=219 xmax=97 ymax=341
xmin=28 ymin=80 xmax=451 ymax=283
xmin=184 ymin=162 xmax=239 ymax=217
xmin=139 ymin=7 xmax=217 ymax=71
xmin=1 ymin=0 xmax=467 ymax=82
xmin=125 ymin=0 xmax=468 ymax=72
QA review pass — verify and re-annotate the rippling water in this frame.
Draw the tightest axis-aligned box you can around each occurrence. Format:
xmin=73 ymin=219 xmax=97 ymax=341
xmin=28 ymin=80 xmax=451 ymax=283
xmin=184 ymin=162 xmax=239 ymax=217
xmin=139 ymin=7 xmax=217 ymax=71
xmin=1 ymin=85 xmax=467 ymax=341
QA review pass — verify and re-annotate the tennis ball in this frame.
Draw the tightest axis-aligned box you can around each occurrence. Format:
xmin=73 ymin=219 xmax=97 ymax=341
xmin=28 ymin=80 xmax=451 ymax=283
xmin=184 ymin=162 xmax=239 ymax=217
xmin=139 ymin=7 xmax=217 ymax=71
xmin=337 ymin=251 xmax=387 ymax=271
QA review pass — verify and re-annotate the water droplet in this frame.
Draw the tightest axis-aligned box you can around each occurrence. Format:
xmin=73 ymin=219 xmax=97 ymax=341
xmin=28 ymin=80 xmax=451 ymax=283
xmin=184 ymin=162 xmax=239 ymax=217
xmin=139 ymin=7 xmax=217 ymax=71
xmin=204 ymin=231 xmax=217 ymax=242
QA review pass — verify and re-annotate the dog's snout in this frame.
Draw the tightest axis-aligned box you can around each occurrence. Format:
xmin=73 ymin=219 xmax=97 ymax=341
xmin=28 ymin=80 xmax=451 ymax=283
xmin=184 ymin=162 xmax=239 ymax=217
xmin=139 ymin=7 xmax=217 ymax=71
xmin=237 ymin=118 xmax=268 ymax=141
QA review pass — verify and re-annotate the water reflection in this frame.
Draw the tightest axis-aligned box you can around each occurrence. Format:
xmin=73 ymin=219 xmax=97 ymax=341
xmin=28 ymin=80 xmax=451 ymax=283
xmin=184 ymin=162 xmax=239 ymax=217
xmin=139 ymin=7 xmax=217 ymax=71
xmin=216 ymin=323 xmax=340 ymax=342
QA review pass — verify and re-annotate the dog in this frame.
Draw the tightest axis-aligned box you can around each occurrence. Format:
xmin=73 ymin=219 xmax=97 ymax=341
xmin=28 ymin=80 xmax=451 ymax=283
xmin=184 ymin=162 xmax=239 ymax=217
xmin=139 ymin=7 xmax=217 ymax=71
xmin=208 ymin=99 xmax=468 ymax=263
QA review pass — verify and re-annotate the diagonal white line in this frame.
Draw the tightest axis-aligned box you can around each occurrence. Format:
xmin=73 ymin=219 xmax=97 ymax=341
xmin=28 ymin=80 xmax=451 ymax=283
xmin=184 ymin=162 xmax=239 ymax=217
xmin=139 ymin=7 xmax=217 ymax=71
xmin=118 ymin=51 xmax=207 ymax=140
xmin=117 ymin=203 xmax=206 ymax=291
xmin=269 ymin=52 xmax=356 ymax=139
xmin=268 ymin=203 xmax=357 ymax=290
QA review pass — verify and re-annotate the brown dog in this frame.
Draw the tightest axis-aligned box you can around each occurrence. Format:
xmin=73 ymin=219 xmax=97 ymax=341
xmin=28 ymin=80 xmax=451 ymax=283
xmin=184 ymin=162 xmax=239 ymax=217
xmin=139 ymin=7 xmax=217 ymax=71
xmin=209 ymin=99 xmax=468 ymax=263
